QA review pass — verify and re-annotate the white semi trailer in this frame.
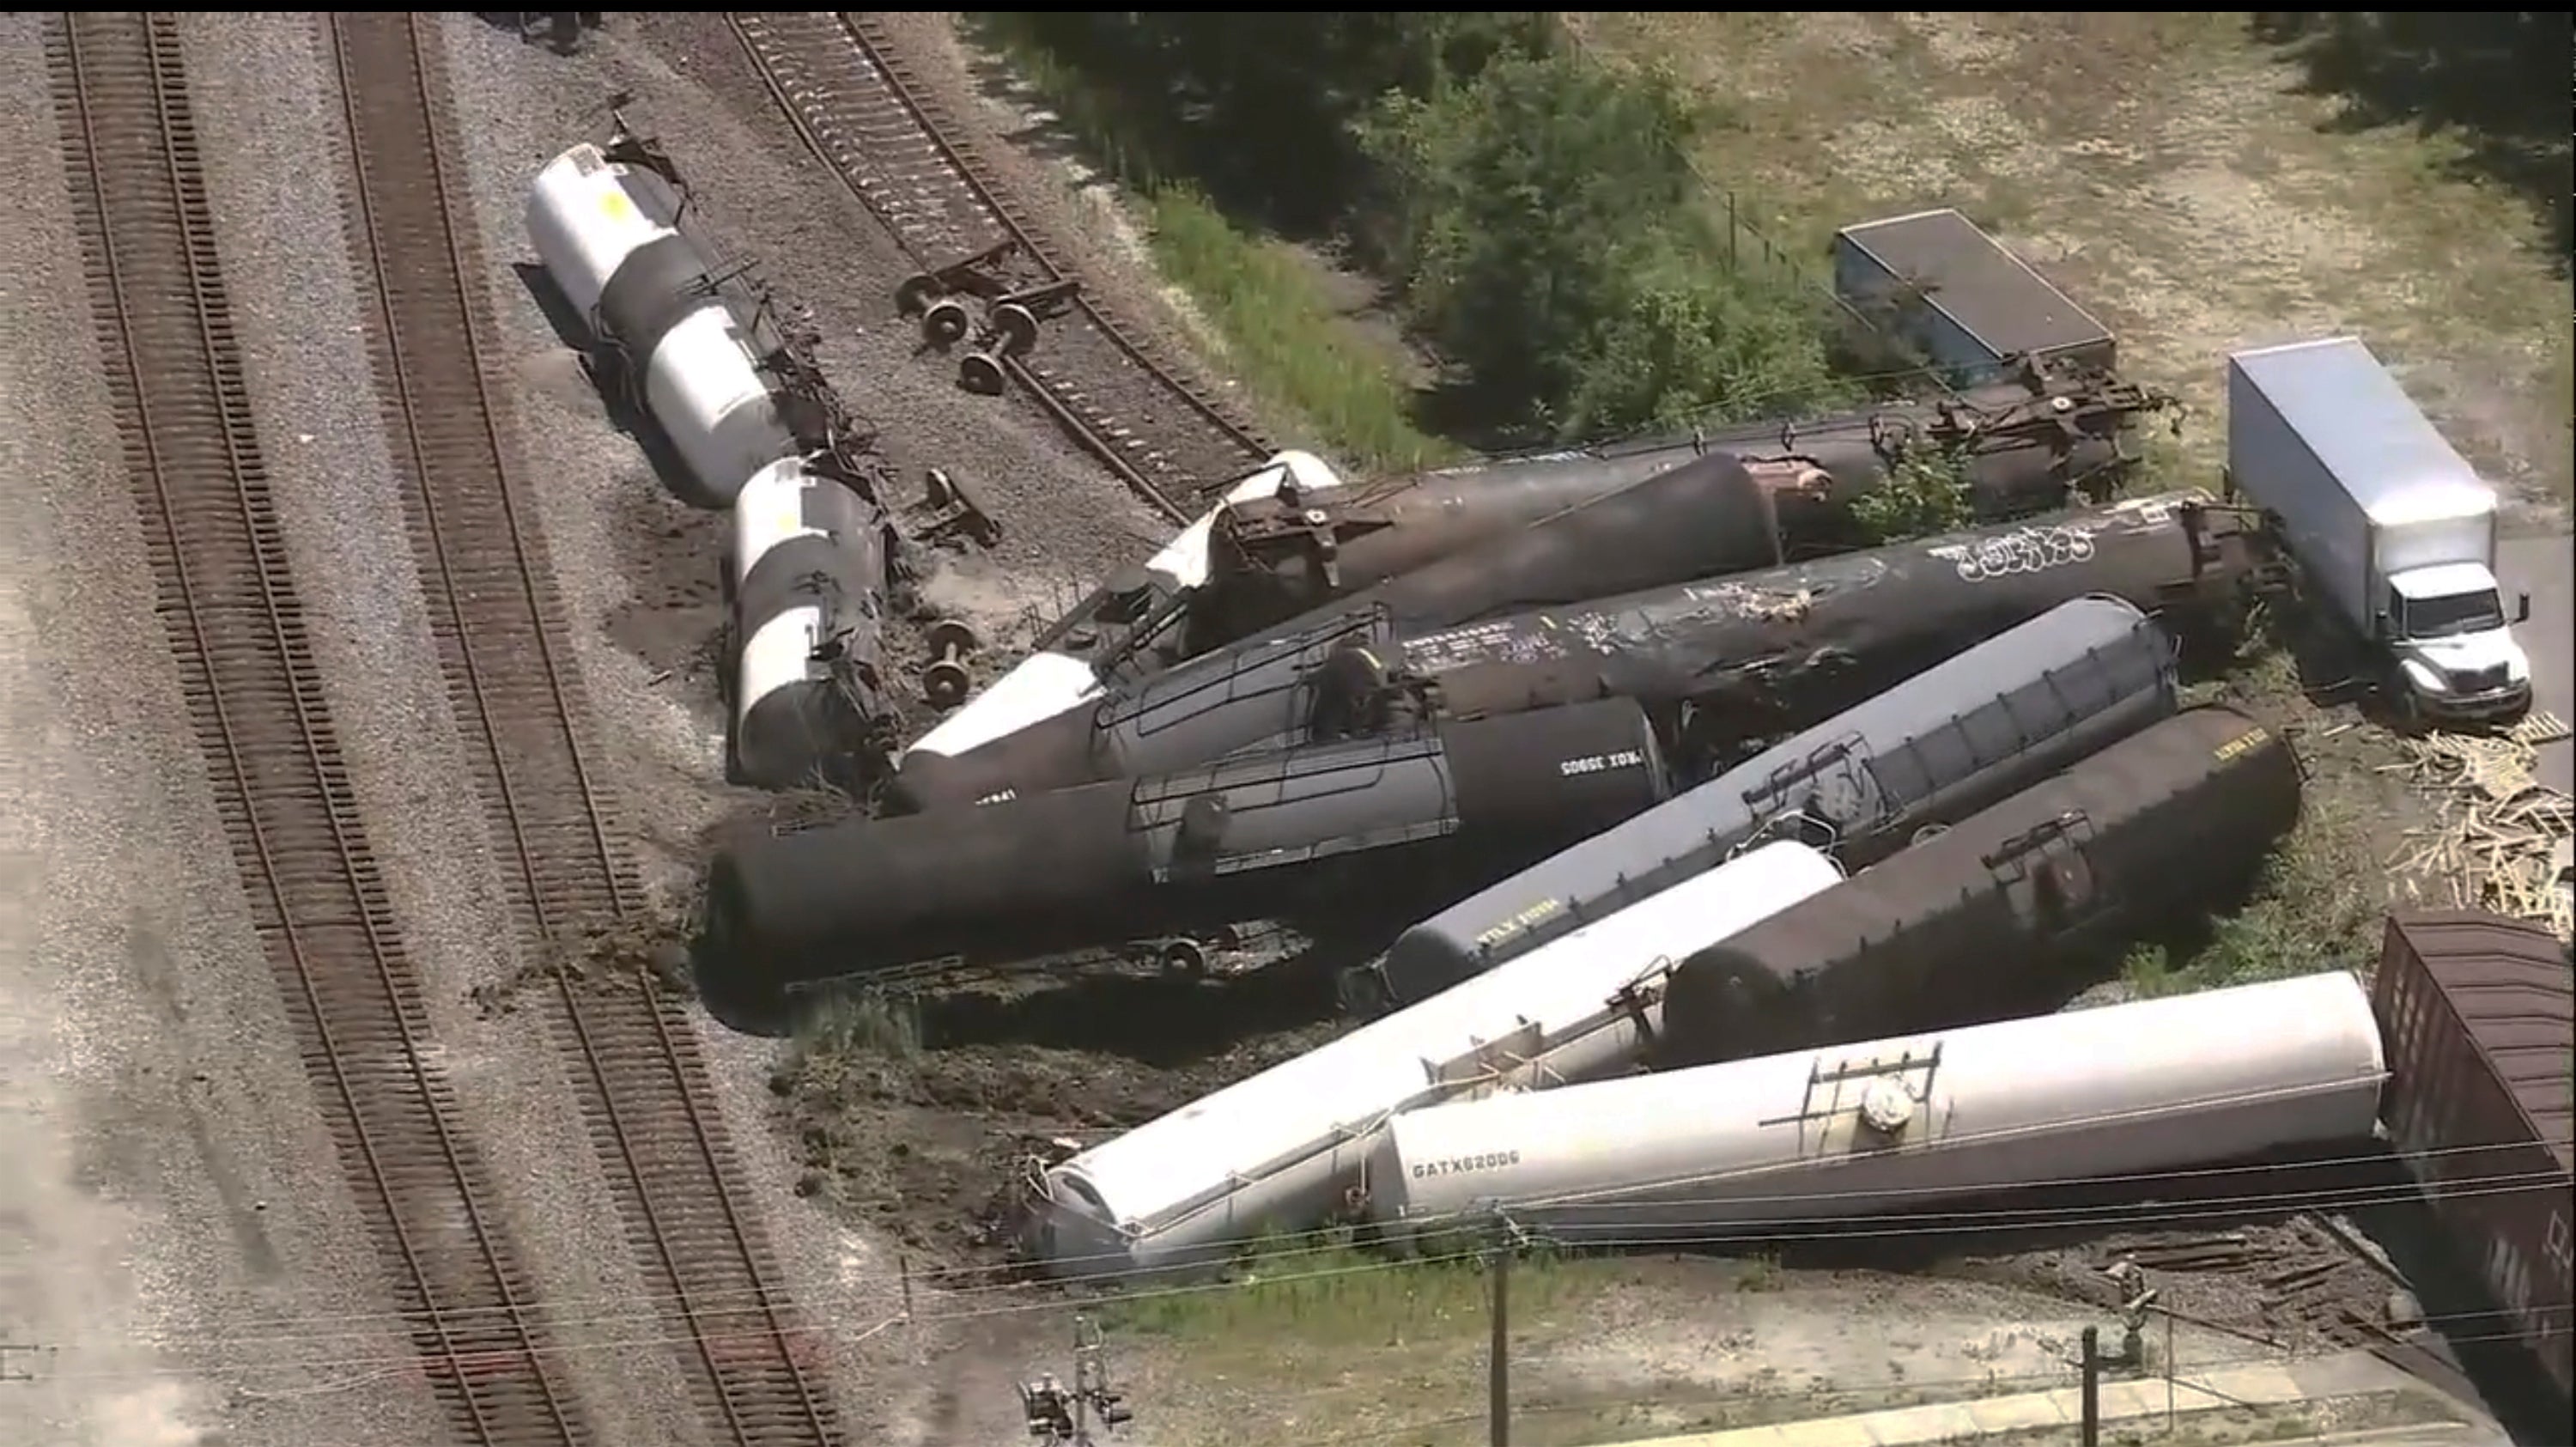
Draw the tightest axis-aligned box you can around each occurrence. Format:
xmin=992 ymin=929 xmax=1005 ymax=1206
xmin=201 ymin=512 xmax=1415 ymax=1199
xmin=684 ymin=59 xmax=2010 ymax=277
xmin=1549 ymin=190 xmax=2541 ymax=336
xmin=2224 ymin=337 xmax=2530 ymax=725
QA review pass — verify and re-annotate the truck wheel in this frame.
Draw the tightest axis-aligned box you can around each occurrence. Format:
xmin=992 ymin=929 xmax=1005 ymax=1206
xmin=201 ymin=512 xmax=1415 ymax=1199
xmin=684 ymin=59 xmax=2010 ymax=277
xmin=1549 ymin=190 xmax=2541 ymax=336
xmin=2388 ymin=684 xmax=2423 ymax=736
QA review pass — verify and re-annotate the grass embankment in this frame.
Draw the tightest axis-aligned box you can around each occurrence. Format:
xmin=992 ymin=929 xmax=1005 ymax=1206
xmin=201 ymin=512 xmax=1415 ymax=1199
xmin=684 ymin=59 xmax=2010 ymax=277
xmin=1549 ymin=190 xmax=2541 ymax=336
xmin=969 ymin=18 xmax=1458 ymax=474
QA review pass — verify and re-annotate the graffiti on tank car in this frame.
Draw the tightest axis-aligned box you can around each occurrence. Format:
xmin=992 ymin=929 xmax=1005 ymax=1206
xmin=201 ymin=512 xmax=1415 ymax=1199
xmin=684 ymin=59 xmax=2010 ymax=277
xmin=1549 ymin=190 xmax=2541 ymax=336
xmin=1559 ymin=748 xmax=1646 ymax=778
xmin=1933 ymin=525 xmax=2097 ymax=584
xmin=1412 ymin=1149 xmax=1522 ymax=1180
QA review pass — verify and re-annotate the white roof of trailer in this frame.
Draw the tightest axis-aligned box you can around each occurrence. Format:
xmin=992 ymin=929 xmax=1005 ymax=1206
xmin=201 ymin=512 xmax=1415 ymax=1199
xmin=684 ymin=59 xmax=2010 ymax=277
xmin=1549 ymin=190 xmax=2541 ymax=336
xmin=2389 ymin=562 xmax=2500 ymax=600
xmin=2230 ymin=338 xmax=2488 ymax=516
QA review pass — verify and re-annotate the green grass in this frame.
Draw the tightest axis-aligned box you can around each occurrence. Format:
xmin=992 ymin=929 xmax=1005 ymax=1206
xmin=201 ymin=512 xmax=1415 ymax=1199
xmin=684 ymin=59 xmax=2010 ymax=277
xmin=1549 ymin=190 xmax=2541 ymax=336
xmin=1141 ymin=189 xmax=1459 ymax=473
xmin=1102 ymin=1236 xmax=1589 ymax=1346
xmin=2127 ymin=637 xmax=2397 ymax=998
xmin=969 ymin=19 xmax=1456 ymax=475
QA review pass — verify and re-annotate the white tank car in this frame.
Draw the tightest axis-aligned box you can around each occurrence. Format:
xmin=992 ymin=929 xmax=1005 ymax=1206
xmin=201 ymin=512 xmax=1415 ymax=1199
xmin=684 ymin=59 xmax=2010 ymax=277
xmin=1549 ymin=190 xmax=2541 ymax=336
xmin=1368 ymin=971 xmax=2388 ymax=1248
xmin=1030 ymin=841 xmax=1844 ymax=1281
xmin=727 ymin=458 xmax=896 ymax=789
xmin=902 ymin=449 xmax=1345 ymax=764
xmin=526 ymin=142 xmax=790 ymax=508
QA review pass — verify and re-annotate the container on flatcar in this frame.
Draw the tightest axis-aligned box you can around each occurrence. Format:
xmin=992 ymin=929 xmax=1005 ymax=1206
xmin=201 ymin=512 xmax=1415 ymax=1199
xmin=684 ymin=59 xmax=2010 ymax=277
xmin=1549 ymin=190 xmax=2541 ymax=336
xmin=2373 ymin=909 xmax=2573 ymax=1411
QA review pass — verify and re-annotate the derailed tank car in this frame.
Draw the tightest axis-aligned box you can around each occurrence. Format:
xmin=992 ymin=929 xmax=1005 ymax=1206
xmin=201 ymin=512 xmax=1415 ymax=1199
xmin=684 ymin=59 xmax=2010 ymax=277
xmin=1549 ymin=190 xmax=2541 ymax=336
xmin=528 ymin=126 xmax=904 ymax=770
xmin=903 ymin=491 xmax=2259 ymax=814
xmin=1368 ymin=972 xmax=2385 ymax=1249
xmin=526 ymin=132 xmax=792 ymax=509
xmin=1350 ymin=593 xmax=2182 ymax=1013
xmin=2374 ymin=910 xmax=2574 ymax=1414
xmin=1188 ymin=435 xmax=1741 ymax=651
xmin=897 ymin=450 xmax=1794 ymax=813
xmin=1026 ymin=842 xmax=1844 ymax=1282
xmin=702 ymin=697 xmax=1670 ymax=997
xmin=1659 ymin=704 xmax=2302 ymax=1067
xmin=726 ymin=457 xmax=900 ymax=788
xmin=1193 ymin=359 xmax=2175 ymax=652
xmin=913 ymin=365 xmax=2175 ymax=805
xmin=902 ymin=451 xmax=1346 ymax=772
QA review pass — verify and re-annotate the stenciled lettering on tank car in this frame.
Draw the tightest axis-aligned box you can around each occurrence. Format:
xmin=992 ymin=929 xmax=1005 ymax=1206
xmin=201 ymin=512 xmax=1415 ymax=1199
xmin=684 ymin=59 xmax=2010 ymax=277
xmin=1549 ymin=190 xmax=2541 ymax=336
xmin=2101 ymin=492 xmax=2183 ymax=526
xmin=1558 ymin=749 xmax=1648 ymax=778
xmin=2210 ymin=724 xmax=2272 ymax=763
xmin=1935 ymin=524 xmax=2097 ymax=584
xmin=1411 ymin=1149 xmax=1523 ymax=1180
xmin=1473 ymin=898 xmax=1565 ymax=951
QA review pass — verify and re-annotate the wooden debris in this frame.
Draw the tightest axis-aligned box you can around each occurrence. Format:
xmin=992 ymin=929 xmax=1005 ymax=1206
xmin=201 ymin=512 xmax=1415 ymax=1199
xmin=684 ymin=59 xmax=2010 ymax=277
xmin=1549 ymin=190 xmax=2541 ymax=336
xmin=2507 ymin=709 xmax=2571 ymax=748
xmin=2389 ymin=731 xmax=2573 ymax=939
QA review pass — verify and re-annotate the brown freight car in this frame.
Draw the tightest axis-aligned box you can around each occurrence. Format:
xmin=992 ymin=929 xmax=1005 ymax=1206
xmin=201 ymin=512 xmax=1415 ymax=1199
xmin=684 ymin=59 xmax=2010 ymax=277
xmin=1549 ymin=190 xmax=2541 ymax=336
xmin=2373 ymin=909 xmax=2573 ymax=1409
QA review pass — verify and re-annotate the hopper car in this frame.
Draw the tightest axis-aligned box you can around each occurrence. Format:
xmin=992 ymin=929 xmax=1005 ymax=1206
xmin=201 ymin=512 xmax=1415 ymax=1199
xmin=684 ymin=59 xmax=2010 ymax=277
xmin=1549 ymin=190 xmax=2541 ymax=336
xmin=527 ymin=125 xmax=908 ymax=774
xmin=900 ymin=491 xmax=2260 ymax=815
xmin=1024 ymin=842 xmax=1845 ymax=1281
xmin=911 ymin=362 xmax=2174 ymax=793
xmin=1349 ymin=593 xmax=2181 ymax=1014
xmin=1368 ymin=971 xmax=2385 ymax=1248
xmin=1658 ymin=704 xmax=2303 ymax=1068
xmin=702 ymin=696 xmax=1670 ymax=997
xmin=2373 ymin=910 xmax=2573 ymax=1412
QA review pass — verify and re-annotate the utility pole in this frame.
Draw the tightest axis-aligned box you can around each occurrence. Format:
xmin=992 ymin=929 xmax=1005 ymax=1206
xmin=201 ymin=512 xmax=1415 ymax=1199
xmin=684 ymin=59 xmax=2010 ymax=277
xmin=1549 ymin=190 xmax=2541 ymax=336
xmin=1014 ymin=1315 xmax=1131 ymax=1445
xmin=2078 ymin=1326 xmax=2100 ymax=1447
xmin=1488 ymin=1214 xmax=1511 ymax=1447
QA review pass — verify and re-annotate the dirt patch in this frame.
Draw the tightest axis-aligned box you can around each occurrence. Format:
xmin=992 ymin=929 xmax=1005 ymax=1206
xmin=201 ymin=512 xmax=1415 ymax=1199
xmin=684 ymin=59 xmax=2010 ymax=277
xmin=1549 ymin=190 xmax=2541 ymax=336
xmin=1572 ymin=11 xmax=2573 ymax=514
xmin=776 ymin=968 xmax=1346 ymax=1260
xmin=468 ymin=912 xmax=702 ymax=1019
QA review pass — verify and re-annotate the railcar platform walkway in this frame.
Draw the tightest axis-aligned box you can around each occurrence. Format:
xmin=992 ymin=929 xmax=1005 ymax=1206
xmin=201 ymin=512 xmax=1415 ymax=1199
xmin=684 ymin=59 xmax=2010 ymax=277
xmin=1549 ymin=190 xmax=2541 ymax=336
xmin=1599 ymin=1348 xmax=2505 ymax=1447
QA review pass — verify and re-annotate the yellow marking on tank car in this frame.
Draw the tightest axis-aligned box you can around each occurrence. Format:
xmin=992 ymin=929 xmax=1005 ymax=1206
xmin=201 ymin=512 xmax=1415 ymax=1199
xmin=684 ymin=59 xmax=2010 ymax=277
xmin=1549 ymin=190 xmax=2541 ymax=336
xmin=1473 ymin=898 xmax=1564 ymax=951
xmin=598 ymin=187 xmax=637 ymax=225
xmin=2210 ymin=725 xmax=2272 ymax=763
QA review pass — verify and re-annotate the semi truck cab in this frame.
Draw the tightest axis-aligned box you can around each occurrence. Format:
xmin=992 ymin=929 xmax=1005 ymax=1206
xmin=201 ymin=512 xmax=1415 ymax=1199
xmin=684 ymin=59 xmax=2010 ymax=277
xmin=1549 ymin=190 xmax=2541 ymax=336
xmin=2382 ymin=560 xmax=2531 ymax=720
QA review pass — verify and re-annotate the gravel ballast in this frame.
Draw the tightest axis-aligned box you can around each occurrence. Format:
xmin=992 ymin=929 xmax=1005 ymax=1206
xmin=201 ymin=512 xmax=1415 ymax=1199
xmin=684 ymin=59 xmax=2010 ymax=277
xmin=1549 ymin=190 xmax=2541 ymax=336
xmin=1 ymin=16 xmax=440 ymax=1446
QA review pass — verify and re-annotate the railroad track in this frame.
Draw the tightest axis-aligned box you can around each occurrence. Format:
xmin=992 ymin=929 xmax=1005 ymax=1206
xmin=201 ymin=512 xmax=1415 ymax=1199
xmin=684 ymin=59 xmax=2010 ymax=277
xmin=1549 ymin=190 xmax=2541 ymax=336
xmin=327 ymin=13 xmax=842 ymax=1447
xmin=730 ymin=10 xmax=1276 ymax=524
xmin=47 ymin=14 xmax=589 ymax=1444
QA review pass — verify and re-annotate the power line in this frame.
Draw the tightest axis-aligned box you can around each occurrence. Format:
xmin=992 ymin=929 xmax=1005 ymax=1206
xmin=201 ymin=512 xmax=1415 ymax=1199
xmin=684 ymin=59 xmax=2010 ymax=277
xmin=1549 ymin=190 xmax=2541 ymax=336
xmin=54 ymin=1149 xmax=2567 ymax=1359
xmin=92 ymin=1135 xmax=2558 ymax=1344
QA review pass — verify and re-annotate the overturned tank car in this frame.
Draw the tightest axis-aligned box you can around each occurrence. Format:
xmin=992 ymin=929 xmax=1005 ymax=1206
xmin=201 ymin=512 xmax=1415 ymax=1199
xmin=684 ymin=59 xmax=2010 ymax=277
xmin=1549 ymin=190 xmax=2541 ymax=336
xmin=1658 ymin=704 xmax=2303 ymax=1067
xmin=1188 ymin=356 xmax=2175 ymax=653
xmin=898 ymin=492 xmax=2263 ymax=813
xmin=1347 ymin=593 xmax=2183 ymax=1013
xmin=702 ymin=696 xmax=1671 ymax=997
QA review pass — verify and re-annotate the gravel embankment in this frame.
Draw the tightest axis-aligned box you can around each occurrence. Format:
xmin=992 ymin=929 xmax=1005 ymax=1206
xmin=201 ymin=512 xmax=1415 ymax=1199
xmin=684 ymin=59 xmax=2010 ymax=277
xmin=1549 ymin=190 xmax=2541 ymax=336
xmin=0 ymin=15 xmax=439 ymax=1447
xmin=179 ymin=15 xmax=710 ymax=1445
xmin=429 ymin=12 xmax=1182 ymax=1436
